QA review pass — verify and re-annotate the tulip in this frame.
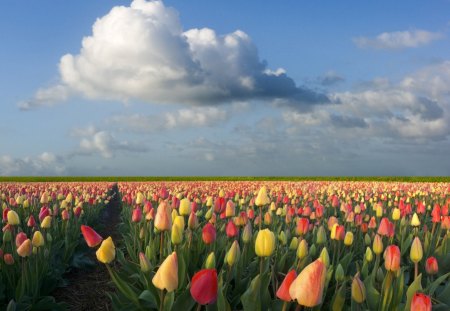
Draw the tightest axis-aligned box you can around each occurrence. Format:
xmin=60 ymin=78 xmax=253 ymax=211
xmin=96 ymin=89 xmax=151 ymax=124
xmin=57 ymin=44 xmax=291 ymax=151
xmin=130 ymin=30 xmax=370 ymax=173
xmin=365 ymin=247 xmax=373 ymax=262
xmin=41 ymin=216 xmax=52 ymax=229
xmin=410 ymin=237 xmax=423 ymax=263
xmin=4 ymin=253 xmax=14 ymax=265
xmin=152 ymin=252 xmax=178 ymax=292
xmin=255 ymin=186 xmax=270 ymax=206
xmin=32 ymin=231 xmax=45 ymax=247
xmin=17 ymin=239 xmax=32 ymax=257
xmin=202 ymin=223 xmax=216 ymax=244
xmin=205 ymin=252 xmax=216 ymax=269
xmin=296 ymin=239 xmax=308 ymax=260
xmin=425 ymin=256 xmax=438 ymax=275
xmin=16 ymin=232 xmax=27 ymax=248
xmin=190 ymin=269 xmax=218 ymax=305
xmin=344 ymin=231 xmax=354 ymax=246
xmin=411 ymin=293 xmax=431 ymax=311
xmin=289 ymin=259 xmax=326 ymax=307
xmin=225 ymin=200 xmax=235 ymax=217
xmin=373 ymin=234 xmax=383 ymax=255
xmin=7 ymin=210 xmax=20 ymax=225
xmin=384 ymin=245 xmax=400 ymax=272
xmin=225 ymin=240 xmax=240 ymax=267
xmin=335 ymin=264 xmax=345 ymax=282
xmin=131 ymin=207 xmax=142 ymax=222
xmin=96 ymin=237 xmax=116 ymax=264
xmin=188 ymin=212 xmax=198 ymax=229
xmin=255 ymin=229 xmax=276 ymax=257
xmin=242 ymin=222 xmax=252 ymax=244
xmin=316 ymin=226 xmax=327 ymax=245
xmin=319 ymin=247 xmax=330 ymax=268
xmin=289 ymin=237 xmax=299 ymax=250
xmin=139 ymin=252 xmax=151 ymax=273
xmin=171 ymin=223 xmax=183 ymax=245
xmin=81 ymin=225 xmax=103 ymax=248
xmin=277 ymin=270 xmax=297 ymax=301
xmin=392 ymin=208 xmax=400 ymax=221
xmin=226 ymin=220 xmax=238 ymax=238
xmin=351 ymin=273 xmax=366 ymax=303
xmin=179 ymin=198 xmax=191 ymax=216
xmin=27 ymin=215 xmax=36 ymax=227
xmin=411 ymin=213 xmax=420 ymax=227
xmin=155 ymin=202 xmax=172 ymax=231
xmin=173 ymin=215 xmax=185 ymax=230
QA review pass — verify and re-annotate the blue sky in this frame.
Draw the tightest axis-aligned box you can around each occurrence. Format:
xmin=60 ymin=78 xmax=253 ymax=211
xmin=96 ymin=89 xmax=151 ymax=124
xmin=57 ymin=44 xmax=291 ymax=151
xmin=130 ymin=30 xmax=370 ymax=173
xmin=1 ymin=0 xmax=450 ymax=176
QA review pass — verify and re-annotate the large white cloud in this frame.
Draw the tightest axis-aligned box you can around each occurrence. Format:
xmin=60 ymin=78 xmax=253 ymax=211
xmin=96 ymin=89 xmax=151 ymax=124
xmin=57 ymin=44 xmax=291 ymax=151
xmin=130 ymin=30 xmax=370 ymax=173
xmin=354 ymin=29 xmax=443 ymax=50
xmin=0 ymin=152 xmax=66 ymax=176
xmin=22 ymin=0 xmax=328 ymax=109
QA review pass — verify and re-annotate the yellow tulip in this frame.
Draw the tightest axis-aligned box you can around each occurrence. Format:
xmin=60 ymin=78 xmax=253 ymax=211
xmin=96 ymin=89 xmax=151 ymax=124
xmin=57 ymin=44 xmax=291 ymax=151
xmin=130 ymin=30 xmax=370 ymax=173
xmin=296 ymin=239 xmax=308 ymax=260
xmin=392 ymin=208 xmax=400 ymax=221
xmin=7 ymin=210 xmax=20 ymax=225
xmin=255 ymin=229 xmax=276 ymax=257
xmin=32 ymin=231 xmax=45 ymax=247
xmin=344 ymin=232 xmax=354 ymax=246
xmin=225 ymin=240 xmax=240 ymax=266
xmin=410 ymin=237 xmax=423 ymax=263
xmin=41 ymin=216 xmax=52 ymax=229
xmin=411 ymin=213 xmax=421 ymax=227
xmin=352 ymin=273 xmax=366 ymax=303
xmin=96 ymin=236 xmax=116 ymax=264
xmin=255 ymin=186 xmax=270 ymax=206
xmin=152 ymin=252 xmax=178 ymax=292
xmin=171 ymin=223 xmax=183 ymax=245
xmin=179 ymin=198 xmax=191 ymax=216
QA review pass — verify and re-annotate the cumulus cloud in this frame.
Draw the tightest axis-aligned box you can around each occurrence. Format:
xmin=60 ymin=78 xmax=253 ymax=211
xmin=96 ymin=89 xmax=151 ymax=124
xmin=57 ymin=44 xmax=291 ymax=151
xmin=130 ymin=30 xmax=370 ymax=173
xmin=22 ymin=0 xmax=328 ymax=110
xmin=109 ymin=107 xmax=228 ymax=132
xmin=317 ymin=71 xmax=345 ymax=86
xmin=18 ymin=85 xmax=69 ymax=111
xmin=0 ymin=152 xmax=66 ymax=176
xmin=354 ymin=29 xmax=443 ymax=50
xmin=71 ymin=127 xmax=148 ymax=158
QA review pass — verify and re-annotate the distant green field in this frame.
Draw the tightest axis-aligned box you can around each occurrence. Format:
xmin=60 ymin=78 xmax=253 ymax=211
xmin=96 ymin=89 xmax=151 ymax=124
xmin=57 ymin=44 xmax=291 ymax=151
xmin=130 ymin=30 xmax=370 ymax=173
xmin=0 ymin=176 xmax=449 ymax=182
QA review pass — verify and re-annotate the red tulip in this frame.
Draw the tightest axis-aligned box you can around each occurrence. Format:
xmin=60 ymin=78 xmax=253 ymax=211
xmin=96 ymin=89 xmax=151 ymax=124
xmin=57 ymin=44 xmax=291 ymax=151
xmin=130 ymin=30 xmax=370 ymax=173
xmin=384 ymin=245 xmax=401 ymax=272
xmin=27 ymin=215 xmax=36 ymax=227
xmin=81 ymin=225 xmax=103 ymax=248
xmin=226 ymin=220 xmax=238 ymax=238
xmin=277 ymin=270 xmax=297 ymax=301
xmin=15 ymin=232 xmax=28 ymax=248
xmin=296 ymin=218 xmax=309 ymax=236
xmin=411 ymin=293 xmax=431 ymax=311
xmin=425 ymin=256 xmax=438 ymax=275
xmin=132 ymin=207 xmax=143 ymax=222
xmin=202 ymin=223 xmax=216 ymax=244
xmin=190 ymin=269 xmax=218 ymax=305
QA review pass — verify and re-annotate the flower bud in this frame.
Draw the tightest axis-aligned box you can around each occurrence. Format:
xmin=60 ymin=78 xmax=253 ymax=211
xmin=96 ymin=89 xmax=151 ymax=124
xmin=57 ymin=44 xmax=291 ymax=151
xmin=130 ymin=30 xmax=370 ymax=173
xmin=7 ymin=210 xmax=20 ymax=225
xmin=139 ymin=252 xmax=152 ymax=272
xmin=205 ymin=252 xmax=216 ymax=269
xmin=17 ymin=239 xmax=32 ymax=257
xmin=81 ymin=225 xmax=103 ymax=248
xmin=410 ymin=237 xmax=423 ymax=263
xmin=352 ymin=272 xmax=366 ymax=303
xmin=276 ymin=270 xmax=297 ymax=302
xmin=179 ymin=198 xmax=191 ymax=216
xmin=289 ymin=237 xmax=299 ymax=250
xmin=32 ymin=231 xmax=45 ymax=248
xmin=319 ymin=247 xmax=330 ymax=268
xmin=316 ymin=226 xmax=327 ymax=245
xmin=373 ymin=234 xmax=383 ymax=255
xmin=411 ymin=213 xmax=420 ymax=227
xmin=392 ymin=208 xmax=400 ymax=221
xmin=255 ymin=186 xmax=270 ymax=206
xmin=425 ymin=256 xmax=438 ymax=275
xmin=4 ymin=253 xmax=14 ymax=265
xmin=225 ymin=240 xmax=240 ymax=266
xmin=344 ymin=231 xmax=354 ymax=246
xmin=255 ymin=229 xmax=276 ymax=257
xmin=411 ymin=293 xmax=431 ymax=311
xmin=278 ymin=231 xmax=287 ymax=246
xmin=296 ymin=239 xmax=308 ymax=259
xmin=96 ymin=236 xmax=116 ymax=264
xmin=171 ymin=223 xmax=183 ymax=245
xmin=289 ymin=259 xmax=326 ymax=307
xmin=384 ymin=245 xmax=400 ymax=272
xmin=41 ymin=216 xmax=52 ymax=229
xmin=365 ymin=247 xmax=373 ymax=262
xmin=152 ymin=252 xmax=178 ymax=292
xmin=242 ymin=222 xmax=252 ymax=244
xmin=335 ymin=264 xmax=345 ymax=282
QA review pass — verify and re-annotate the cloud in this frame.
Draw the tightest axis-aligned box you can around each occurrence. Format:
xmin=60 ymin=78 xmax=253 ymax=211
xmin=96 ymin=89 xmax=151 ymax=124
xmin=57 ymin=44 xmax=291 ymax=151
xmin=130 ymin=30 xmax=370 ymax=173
xmin=109 ymin=106 xmax=228 ymax=132
xmin=0 ymin=152 xmax=66 ymax=176
xmin=354 ymin=29 xmax=443 ymax=50
xmin=71 ymin=127 xmax=148 ymax=158
xmin=317 ymin=71 xmax=345 ymax=86
xmin=18 ymin=85 xmax=69 ymax=111
xmin=22 ymin=0 xmax=328 ymax=110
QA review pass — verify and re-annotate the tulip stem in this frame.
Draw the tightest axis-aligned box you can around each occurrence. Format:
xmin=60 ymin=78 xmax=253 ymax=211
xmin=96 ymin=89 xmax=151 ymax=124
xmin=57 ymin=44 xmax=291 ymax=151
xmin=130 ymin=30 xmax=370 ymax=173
xmin=259 ymin=205 xmax=263 ymax=231
xmin=159 ymin=289 xmax=165 ymax=311
xmin=159 ymin=232 xmax=164 ymax=263
xmin=196 ymin=303 xmax=202 ymax=311
xmin=414 ymin=262 xmax=418 ymax=280
xmin=281 ymin=301 xmax=288 ymax=311
xmin=260 ymin=257 xmax=264 ymax=275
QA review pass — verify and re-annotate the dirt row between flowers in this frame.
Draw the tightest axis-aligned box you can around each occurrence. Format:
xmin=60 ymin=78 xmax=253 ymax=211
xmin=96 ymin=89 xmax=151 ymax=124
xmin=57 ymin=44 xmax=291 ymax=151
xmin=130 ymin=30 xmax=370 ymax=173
xmin=52 ymin=183 xmax=122 ymax=311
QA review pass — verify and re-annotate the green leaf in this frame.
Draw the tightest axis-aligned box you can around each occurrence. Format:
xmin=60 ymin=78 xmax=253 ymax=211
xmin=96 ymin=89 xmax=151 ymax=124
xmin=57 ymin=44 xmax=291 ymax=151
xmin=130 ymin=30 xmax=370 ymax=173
xmin=163 ymin=291 xmax=175 ymax=311
xmin=106 ymin=264 xmax=140 ymax=306
xmin=241 ymin=274 xmax=262 ymax=311
xmin=331 ymin=282 xmax=347 ymax=311
xmin=177 ymin=249 xmax=187 ymax=290
xmin=139 ymin=290 xmax=158 ymax=309
xmin=427 ymin=272 xmax=450 ymax=297
xmin=404 ymin=274 xmax=422 ymax=311
xmin=364 ymin=277 xmax=380 ymax=311
xmin=6 ymin=300 xmax=16 ymax=311
xmin=437 ymin=278 xmax=450 ymax=306
xmin=173 ymin=289 xmax=196 ymax=311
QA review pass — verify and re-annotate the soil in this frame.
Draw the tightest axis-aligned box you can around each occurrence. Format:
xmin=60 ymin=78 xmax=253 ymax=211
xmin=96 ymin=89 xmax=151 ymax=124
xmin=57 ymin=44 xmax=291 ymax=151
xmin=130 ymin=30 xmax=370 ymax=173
xmin=52 ymin=183 xmax=122 ymax=311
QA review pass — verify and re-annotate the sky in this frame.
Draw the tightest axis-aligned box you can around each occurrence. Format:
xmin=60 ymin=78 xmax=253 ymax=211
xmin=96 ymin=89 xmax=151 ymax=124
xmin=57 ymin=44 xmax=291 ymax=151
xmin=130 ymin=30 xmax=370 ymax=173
xmin=1 ymin=0 xmax=450 ymax=176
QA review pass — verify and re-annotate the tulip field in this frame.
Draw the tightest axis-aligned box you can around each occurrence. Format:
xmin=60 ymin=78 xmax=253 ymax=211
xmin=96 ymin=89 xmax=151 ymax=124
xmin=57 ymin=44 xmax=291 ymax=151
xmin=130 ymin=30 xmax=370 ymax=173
xmin=1 ymin=180 xmax=450 ymax=310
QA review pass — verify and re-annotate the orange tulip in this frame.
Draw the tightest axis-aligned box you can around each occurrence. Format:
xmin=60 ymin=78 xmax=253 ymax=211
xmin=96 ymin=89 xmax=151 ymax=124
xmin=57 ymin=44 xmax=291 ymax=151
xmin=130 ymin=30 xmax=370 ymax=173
xmin=411 ymin=293 xmax=431 ymax=311
xmin=384 ymin=245 xmax=400 ymax=272
xmin=155 ymin=201 xmax=172 ymax=231
xmin=289 ymin=259 xmax=326 ymax=307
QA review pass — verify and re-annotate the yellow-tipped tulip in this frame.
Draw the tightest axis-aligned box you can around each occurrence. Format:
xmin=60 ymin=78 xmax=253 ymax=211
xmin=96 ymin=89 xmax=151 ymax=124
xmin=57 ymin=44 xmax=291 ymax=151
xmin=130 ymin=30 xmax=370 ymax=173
xmin=171 ymin=223 xmax=183 ymax=245
xmin=7 ymin=210 xmax=20 ymax=225
xmin=297 ymin=239 xmax=308 ymax=260
xmin=410 ymin=236 xmax=423 ymax=263
xmin=32 ymin=231 xmax=45 ymax=247
xmin=255 ymin=229 xmax=276 ymax=257
xmin=373 ymin=234 xmax=383 ymax=255
xmin=392 ymin=208 xmax=400 ymax=221
xmin=319 ymin=247 xmax=330 ymax=268
xmin=205 ymin=252 xmax=216 ymax=269
xmin=289 ymin=259 xmax=326 ymax=307
xmin=96 ymin=237 xmax=116 ymax=264
xmin=152 ymin=252 xmax=178 ymax=292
